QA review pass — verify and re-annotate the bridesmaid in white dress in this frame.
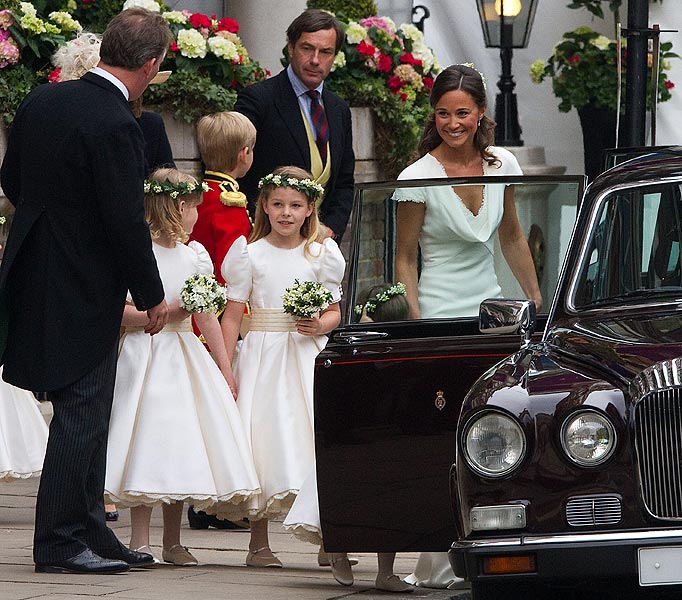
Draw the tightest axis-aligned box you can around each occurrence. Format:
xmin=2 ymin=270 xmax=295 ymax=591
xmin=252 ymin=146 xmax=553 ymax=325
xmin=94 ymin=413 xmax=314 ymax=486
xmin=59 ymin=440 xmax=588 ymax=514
xmin=105 ymin=168 xmax=260 ymax=566
xmin=394 ymin=64 xmax=543 ymax=588
xmin=221 ymin=166 xmax=345 ymax=568
xmin=0 ymin=368 xmax=48 ymax=481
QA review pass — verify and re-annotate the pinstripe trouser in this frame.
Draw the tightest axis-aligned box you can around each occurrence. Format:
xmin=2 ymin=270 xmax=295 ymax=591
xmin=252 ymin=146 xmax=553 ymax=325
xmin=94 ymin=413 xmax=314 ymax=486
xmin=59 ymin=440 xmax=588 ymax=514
xmin=33 ymin=344 xmax=121 ymax=563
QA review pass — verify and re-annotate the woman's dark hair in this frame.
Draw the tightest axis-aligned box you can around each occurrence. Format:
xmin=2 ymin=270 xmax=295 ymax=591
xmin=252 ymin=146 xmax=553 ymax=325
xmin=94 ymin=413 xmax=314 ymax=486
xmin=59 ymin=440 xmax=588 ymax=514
xmin=417 ymin=64 xmax=500 ymax=167
xmin=286 ymin=9 xmax=345 ymax=54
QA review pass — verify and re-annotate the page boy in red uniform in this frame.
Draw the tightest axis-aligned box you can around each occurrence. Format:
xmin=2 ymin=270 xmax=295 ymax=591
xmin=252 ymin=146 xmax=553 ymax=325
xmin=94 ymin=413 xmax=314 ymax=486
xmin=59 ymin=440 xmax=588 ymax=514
xmin=190 ymin=111 xmax=256 ymax=284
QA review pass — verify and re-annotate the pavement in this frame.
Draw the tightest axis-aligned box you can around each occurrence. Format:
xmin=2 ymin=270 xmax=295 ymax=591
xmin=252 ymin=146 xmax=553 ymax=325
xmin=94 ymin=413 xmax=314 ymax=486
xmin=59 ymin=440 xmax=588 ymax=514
xmin=0 ymin=404 xmax=471 ymax=600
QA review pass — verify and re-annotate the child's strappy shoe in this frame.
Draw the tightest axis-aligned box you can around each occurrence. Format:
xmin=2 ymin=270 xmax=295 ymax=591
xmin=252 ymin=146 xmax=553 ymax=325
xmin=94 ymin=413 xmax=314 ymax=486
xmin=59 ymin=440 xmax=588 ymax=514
xmin=245 ymin=546 xmax=282 ymax=568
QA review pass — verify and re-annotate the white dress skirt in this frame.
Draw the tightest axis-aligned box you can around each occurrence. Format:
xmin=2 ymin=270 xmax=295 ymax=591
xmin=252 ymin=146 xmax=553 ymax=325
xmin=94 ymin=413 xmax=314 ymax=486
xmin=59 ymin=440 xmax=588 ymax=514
xmin=0 ymin=368 xmax=48 ymax=480
xmin=105 ymin=241 xmax=260 ymax=518
xmin=221 ymin=236 xmax=345 ymax=520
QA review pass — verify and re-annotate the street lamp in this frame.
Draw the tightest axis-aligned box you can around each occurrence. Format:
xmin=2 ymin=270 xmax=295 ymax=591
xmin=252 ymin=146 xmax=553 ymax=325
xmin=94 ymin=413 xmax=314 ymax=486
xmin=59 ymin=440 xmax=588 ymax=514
xmin=476 ymin=0 xmax=538 ymax=146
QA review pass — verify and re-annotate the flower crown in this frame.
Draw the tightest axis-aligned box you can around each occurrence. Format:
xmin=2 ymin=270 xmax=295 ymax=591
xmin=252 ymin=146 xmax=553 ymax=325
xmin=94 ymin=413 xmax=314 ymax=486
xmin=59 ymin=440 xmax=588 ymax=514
xmin=354 ymin=282 xmax=407 ymax=318
xmin=458 ymin=62 xmax=487 ymax=92
xmin=144 ymin=179 xmax=210 ymax=199
xmin=258 ymin=173 xmax=325 ymax=200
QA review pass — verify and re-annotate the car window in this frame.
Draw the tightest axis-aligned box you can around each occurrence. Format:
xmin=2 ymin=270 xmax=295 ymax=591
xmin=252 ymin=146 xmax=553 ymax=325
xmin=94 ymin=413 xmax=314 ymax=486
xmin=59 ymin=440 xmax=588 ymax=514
xmin=571 ymin=182 xmax=682 ymax=309
xmin=347 ymin=177 xmax=583 ymax=323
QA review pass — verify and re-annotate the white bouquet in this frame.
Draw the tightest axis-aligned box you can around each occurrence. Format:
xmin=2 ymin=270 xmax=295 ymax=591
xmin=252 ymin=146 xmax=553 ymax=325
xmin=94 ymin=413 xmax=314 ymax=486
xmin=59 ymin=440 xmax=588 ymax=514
xmin=282 ymin=279 xmax=333 ymax=318
xmin=180 ymin=273 xmax=227 ymax=314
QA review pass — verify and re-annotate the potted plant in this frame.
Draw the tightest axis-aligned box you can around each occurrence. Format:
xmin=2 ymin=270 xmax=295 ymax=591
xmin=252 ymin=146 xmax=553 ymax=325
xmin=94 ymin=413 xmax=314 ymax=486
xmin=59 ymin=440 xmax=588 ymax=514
xmin=530 ymin=0 xmax=676 ymax=180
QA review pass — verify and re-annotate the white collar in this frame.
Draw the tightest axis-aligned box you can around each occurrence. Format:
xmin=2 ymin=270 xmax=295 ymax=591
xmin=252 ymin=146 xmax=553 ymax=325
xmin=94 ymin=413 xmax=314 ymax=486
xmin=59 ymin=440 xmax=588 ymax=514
xmin=90 ymin=66 xmax=129 ymax=100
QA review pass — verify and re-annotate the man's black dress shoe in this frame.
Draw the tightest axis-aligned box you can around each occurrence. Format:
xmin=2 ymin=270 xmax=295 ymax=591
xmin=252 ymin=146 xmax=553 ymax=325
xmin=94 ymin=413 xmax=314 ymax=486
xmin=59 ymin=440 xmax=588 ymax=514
xmin=35 ymin=548 xmax=130 ymax=574
xmin=187 ymin=506 xmax=249 ymax=530
xmin=105 ymin=510 xmax=119 ymax=522
xmin=101 ymin=543 xmax=156 ymax=567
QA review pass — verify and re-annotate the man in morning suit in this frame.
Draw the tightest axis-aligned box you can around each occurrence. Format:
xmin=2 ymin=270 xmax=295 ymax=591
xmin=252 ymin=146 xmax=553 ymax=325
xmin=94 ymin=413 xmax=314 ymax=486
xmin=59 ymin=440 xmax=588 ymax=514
xmin=0 ymin=7 xmax=171 ymax=574
xmin=235 ymin=9 xmax=355 ymax=242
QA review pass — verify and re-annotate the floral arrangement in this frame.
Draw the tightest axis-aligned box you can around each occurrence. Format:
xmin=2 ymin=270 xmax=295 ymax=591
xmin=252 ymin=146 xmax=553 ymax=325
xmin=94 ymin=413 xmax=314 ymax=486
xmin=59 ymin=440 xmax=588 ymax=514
xmin=0 ymin=0 xmax=267 ymax=126
xmin=354 ymin=282 xmax=406 ymax=318
xmin=530 ymin=26 xmax=677 ymax=113
xmin=314 ymin=14 xmax=441 ymax=177
xmin=179 ymin=273 xmax=227 ymax=314
xmin=282 ymin=279 xmax=334 ymax=319
xmin=258 ymin=173 xmax=325 ymax=200
xmin=0 ymin=1 xmax=82 ymax=126
xmin=142 ymin=0 xmax=268 ymax=122
xmin=144 ymin=178 xmax=209 ymax=199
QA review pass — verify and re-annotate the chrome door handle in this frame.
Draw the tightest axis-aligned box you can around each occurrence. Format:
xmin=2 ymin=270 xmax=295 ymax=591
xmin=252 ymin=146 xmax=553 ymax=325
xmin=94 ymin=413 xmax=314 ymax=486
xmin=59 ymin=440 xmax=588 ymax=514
xmin=334 ymin=331 xmax=389 ymax=344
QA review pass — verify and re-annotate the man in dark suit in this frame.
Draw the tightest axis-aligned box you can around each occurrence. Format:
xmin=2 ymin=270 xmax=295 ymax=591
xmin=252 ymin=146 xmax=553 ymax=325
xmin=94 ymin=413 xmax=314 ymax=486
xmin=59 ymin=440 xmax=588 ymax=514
xmin=235 ymin=9 xmax=354 ymax=242
xmin=0 ymin=7 xmax=172 ymax=574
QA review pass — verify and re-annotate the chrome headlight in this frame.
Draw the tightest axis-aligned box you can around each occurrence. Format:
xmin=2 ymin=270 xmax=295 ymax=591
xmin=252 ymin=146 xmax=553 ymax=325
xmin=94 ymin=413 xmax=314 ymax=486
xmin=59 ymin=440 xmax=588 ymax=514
xmin=464 ymin=411 xmax=526 ymax=477
xmin=561 ymin=410 xmax=616 ymax=466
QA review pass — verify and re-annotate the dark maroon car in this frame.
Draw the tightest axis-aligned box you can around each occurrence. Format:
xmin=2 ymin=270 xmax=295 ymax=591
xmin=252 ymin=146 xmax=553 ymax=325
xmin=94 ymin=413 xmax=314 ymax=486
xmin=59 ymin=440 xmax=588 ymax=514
xmin=314 ymin=172 xmax=584 ymax=551
xmin=447 ymin=148 xmax=682 ymax=599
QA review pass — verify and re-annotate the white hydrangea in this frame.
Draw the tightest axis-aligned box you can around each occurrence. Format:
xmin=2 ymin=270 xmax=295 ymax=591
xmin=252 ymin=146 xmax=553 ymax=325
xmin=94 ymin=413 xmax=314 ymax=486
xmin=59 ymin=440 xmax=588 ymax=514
xmin=398 ymin=23 xmax=423 ymax=44
xmin=411 ymin=42 xmax=435 ymax=72
xmin=208 ymin=36 xmax=239 ymax=61
xmin=177 ymin=28 xmax=207 ymax=59
xmin=591 ymin=35 xmax=613 ymax=50
xmin=122 ymin=0 xmax=161 ymax=12
xmin=163 ymin=10 xmax=188 ymax=24
xmin=49 ymin=11 xmax=81 ymax=32
xmin=331 ymin=51 xmax=346 ymax=72
xmin=20 ymin=2 xmax=37 ymax=17
xmin=345 ymin=21 xmax=366 ymax=45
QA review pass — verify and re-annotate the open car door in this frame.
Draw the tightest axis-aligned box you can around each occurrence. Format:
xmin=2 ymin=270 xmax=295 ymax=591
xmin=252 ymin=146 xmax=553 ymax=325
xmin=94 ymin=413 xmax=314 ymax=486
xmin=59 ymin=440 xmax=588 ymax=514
xmin=315 ymin=174 xmax=585 ymax=552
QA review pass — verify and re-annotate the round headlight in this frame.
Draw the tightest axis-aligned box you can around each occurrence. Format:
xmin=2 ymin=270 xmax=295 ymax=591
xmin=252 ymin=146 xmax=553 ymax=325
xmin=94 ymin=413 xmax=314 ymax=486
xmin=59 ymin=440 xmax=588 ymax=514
xmin=464 ymin=411 xmax=526 ymax=477
xmin=561 ymin=410 xmax=616 ymax=466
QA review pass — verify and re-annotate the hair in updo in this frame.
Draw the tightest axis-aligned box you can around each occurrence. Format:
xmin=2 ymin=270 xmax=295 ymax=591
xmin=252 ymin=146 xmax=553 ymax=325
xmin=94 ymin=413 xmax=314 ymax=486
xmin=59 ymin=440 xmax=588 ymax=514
xmin=52 ymin=31 xmax=101 ymax=81
xmin=417 ymin=64 xmax=500 ymax=167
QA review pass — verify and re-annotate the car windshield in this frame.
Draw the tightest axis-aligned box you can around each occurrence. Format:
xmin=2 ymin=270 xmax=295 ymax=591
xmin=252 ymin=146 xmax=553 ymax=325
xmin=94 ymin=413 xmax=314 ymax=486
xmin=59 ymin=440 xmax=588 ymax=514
xmin=346 ymin=176 xmax=583 ymax=323
xmin=571 ymin=182 xmax=682 ymax=309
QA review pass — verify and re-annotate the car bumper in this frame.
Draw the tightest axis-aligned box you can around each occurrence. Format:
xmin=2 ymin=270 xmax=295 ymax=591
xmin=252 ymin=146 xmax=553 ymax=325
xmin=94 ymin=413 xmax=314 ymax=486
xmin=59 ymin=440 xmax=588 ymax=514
xmin=450 ymin=528 xmax=682 ymax=584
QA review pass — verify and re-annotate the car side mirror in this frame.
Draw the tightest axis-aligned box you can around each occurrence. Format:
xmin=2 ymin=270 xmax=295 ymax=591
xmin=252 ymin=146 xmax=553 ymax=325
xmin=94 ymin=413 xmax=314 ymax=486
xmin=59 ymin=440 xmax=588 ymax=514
xmin=479 ymin=299 xmax=537 ymax=348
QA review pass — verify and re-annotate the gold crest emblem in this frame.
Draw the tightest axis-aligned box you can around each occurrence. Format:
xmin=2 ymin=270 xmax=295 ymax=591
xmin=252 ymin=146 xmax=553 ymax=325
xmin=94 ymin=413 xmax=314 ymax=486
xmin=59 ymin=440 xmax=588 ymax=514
xmin=435 ymin=390 xmax=446 ymax=411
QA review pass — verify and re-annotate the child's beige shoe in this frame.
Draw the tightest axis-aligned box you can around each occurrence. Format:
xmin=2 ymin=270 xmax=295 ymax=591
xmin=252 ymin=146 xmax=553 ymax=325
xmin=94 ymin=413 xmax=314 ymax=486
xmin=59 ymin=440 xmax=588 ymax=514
xmin=245 ymin=546 xmax=282 ymax=568
xmin=162 ymin=544 xmax=198 ymax=566
xmin=375 ymin=574 xmax=414 ymax=593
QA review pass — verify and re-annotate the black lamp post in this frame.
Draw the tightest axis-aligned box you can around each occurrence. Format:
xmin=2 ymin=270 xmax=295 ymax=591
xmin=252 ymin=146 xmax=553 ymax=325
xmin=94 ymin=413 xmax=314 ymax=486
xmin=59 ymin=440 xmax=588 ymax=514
xmin=475 ymin=0 xmax=538 ymax=146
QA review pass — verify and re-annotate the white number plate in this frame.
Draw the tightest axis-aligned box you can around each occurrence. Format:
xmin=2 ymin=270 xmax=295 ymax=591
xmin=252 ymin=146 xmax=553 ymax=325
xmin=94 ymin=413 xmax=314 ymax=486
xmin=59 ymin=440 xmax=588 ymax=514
xmin=638 ymin=546 xmax=682 ymax=586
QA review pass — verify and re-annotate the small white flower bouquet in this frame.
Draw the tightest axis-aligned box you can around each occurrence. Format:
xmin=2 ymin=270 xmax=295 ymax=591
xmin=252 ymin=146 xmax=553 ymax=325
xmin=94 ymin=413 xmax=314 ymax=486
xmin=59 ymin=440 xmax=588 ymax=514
xmin=180 ymin=273 xmax=227 ymax=314
xmin=282 ymin=279 xmax=333 ymax=318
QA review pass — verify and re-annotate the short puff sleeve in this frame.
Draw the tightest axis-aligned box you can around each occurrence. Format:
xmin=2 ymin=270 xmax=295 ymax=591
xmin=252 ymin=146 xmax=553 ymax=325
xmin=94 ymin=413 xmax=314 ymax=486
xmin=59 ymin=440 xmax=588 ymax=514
xmin=220 ymin=236 xmax=252 ymax=303
xmin=187 ymin=240 xmax=214 ymax=275
xmin=317 ymin=238 xmax=346 ymax=303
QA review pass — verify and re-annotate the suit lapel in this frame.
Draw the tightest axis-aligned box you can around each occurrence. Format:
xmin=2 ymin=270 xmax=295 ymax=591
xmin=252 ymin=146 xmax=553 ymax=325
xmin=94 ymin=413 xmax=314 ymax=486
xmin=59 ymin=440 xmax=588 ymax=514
xmin=274 ymin=72 xmax=310 ymax=167
xmin=322 ymin=89 xmax=343 ymax=177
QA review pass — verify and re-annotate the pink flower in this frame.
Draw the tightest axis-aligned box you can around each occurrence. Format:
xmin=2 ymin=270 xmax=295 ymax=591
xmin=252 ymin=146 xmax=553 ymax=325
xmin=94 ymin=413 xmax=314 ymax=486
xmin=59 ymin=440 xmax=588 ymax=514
xmin=399 ymin=92 xmax=408 ymax=102
xmin=568 ymin=55 xmax=581 ymax=64
xmin=0 ymin=9 xmax=16 ymax=30
xmin=170 ymin=41 xmax=179 ymax=52
xmin=423 ymin=76 xmax=434 ymax=90
xmin=377 ymin=53 xmax=392 ymax=73
xmin=0 ymin=36 xmax=20 ymax=69
xmin=48 ymin=68 xmax=62 ymax=83
xmin=359 ymin=16 xmax=393 ymax=34
xmin=665 ymin=80 xmax=675 ymax=90
xmin=216 ymin=17 xmax=239 ymax=33
xmin=388 ymin=75 xmax=405 ymax=91
xmin=189 ymin=13 xmax=212 ymax=30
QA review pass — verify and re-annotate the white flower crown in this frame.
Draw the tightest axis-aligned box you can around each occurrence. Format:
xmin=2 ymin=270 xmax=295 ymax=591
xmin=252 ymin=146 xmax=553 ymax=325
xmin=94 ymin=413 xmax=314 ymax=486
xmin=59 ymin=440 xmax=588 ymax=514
xmin=258 ymin=173 xmax=325 ymax=200
xmin=458 ymin=62 xmax=487 ymax=92
xmin=354 ymin=282 xmax=407 ymax=318
xmin=144 ymin=179 xmax=210 ymax=200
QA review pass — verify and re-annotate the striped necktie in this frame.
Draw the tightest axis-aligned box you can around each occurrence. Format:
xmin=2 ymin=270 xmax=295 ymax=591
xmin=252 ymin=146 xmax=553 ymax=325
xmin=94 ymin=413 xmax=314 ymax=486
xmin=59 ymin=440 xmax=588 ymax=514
xmin=306 ymin=90 xmax=329 ymax=163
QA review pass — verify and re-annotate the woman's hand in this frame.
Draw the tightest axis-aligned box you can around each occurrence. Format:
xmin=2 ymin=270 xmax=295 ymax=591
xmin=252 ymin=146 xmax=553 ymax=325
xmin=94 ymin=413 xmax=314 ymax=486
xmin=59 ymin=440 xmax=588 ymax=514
xmin=221 ymin=366 xmax=238 ymax=399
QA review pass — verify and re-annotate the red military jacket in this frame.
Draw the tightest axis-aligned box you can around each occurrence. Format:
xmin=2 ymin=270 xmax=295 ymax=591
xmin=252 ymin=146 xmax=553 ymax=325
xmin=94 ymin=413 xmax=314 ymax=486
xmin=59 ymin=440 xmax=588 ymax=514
xmin=189 ymin=170 xmax=252 ymax=284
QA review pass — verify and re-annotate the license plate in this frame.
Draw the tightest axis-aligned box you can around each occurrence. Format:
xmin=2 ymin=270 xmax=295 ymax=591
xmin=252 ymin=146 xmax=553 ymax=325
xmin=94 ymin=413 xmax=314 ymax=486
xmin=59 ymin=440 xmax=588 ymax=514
xmin=638 ymin=546 xmax=682 ymax=586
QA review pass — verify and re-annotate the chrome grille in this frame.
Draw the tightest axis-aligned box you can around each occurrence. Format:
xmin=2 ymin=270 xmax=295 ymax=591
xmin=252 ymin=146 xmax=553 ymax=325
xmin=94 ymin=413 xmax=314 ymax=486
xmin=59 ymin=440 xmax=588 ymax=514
xmin=635 ymin=388 xmax=682 ymax=519
xmin=566 ymin=495 xmax=621 ymax=526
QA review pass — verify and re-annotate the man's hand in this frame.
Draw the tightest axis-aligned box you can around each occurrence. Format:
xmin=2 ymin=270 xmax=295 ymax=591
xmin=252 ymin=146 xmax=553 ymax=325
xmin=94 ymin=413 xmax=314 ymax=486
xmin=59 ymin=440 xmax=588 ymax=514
xmin=144 ymin=299 xmax=169 ymax=335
